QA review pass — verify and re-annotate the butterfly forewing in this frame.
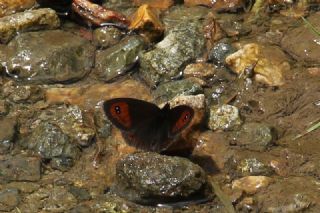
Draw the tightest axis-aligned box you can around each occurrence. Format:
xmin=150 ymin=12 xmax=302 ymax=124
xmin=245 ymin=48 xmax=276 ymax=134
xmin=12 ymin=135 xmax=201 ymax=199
xmin=168 ymin=105 xmax=194 ymax=137
xmin=103 ymin=98 xmax=161 ymax=132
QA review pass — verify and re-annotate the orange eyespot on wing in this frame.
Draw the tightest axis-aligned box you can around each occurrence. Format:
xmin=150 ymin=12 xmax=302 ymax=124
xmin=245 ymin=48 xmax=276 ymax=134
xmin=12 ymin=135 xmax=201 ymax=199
xmin=171 ymin=110 xmax=193 ymax=135
xmin=109 ymin=102 xmax=132 ymax=129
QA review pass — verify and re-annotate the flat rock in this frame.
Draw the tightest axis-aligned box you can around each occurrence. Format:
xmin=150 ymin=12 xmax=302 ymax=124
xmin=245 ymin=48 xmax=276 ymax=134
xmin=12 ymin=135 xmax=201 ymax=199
xmin=0 ymin=155 xmax=41 ymax=183
xmin=2 ymin=30 xmax=95 ymax=84
xmin=0 ymin=8 xmax=60 ymax=43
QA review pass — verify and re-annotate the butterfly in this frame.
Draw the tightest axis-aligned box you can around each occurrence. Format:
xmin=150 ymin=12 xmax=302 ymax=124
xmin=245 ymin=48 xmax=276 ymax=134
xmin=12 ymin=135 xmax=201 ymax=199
xmin=103 ymin=98 xmax=194 ymax=152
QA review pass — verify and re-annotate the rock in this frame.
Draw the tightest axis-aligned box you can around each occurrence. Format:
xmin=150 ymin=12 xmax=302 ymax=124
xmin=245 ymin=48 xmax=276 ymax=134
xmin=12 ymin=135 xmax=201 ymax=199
xmin=0 ymin=8 xmax=60 ymax=43
xmin=5 ymin=182 xmax=40 ymax=193
xmin=113 ymin=152 xmax=210 ymax=205
xmin=93 ymin=26 xmax=123 ymax=48
xmin=208 ymin=42 xmax=236 ymax=66
xmin=0 ymin=0 xmax=36 ymax=18
xmin=232 ymin=122 xmax=276 ymax=151
xmin=133 ymin=0 xmax=174 ymax=9
xmin=0 ymin=155 xmax=41 ymax=183
xmin=0 ymin=117 xmax=16 ymax=154
xmin=232 ymin=176 xmax=273 ymax=194
xmin=281 ymin=12 xmax=320 ymax=65
xmin=70 ymin=204 xmax=92 ymax=213
xmin=153 ymin=79 xmax=204 ymax=103
xmin=163 ymin=6 xmax=210 ymax=31
xmin=207 ymin=104 xmax=242 ymax=131
xmin=68 ymin=185 xmax=91 ymax=201
xmin=217 ymin=14 xmax=251 ymax=37
xmin=0 ymin=100 xmax=9 ymax=115
xmin=7 ymin=85 xmax=43 ymax=103
xmin=50 ymin=157 xmax=74 ymax=172
xmin=0 ymin=189 xmax=20 ymax=212
xmin=139 ymin=20 xmax=205 ymax=86
xmin=236 ymin=158 xmax=275 ymax=177
xmin=226 ymin=43 xmax=290 ymax=86
xmin=25 ymin=122 xmax=80 ymax=161
xmin=212 ymin=0 xmax=246 ymax=12
xmin=95 ymin=35 xmax=145 ymax=82
xmin=184 ymin=0 xmax=212 ymax=7
xmin=39 ymin=186 xmax=77 ymax=212
xmin=183 ymin=63 xmax=216 ymax=79
xmin=2 ymin=30 xmax=95 ymax=84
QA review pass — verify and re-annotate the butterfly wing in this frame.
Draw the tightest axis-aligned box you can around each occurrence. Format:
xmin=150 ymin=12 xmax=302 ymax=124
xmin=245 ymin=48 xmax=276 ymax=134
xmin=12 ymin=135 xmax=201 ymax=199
xmin=167 ymin=105 xmax=194 ymax=138
xmin=103 ymin=98 xmax=161 ymax=132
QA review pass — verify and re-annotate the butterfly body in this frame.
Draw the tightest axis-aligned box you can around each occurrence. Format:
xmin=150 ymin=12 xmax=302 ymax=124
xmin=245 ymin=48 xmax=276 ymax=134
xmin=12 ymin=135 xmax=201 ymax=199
xmin=103 ymin=98 xmax=194 ymax=152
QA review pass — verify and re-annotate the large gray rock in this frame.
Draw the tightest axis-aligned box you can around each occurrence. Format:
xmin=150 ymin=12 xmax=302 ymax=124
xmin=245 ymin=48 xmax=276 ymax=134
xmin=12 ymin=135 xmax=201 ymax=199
xmin=1 ymin=30 xmax=95 ymax=84
xmin=139 ymin=21 xmax=205 ymax=86
xmin=95 ymin=35 xmax=145 ymax=82
xmin=114 ymin=152 xmax=210 ymax=205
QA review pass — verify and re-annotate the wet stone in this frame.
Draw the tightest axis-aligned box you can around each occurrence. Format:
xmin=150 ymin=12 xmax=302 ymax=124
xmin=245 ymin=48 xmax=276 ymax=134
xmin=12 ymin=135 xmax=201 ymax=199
xmin=0 ymin=8 xmax=60 ymax=44
xmin=93 ymin=26 xmax=123 ymax=48
xmin=25 ymin=122 xmax=80 ymax=162
xmin=0 ymin=155 xmax=41 ymax=183
xmin=2 ymin=30 xmax=95 ymax=84
xmin=50 ymin=157 xmax=74 ymax=172
xmin=153 ymin=78 xmax=204 ymax=103
xmin=232 ymin=122 xmax=276 ymax=151
xmin=0 ymin=100 xmax=9 ymax=115
xmin=232 ymin=176 xmax=273 ymax=195
xmin=0 ymin=117 xmax=16 ymax=154
xmin=163 ymin=6 xmax=210 ymax=31
xmin=239 ymin=158 xmax=274 ymax=177
xmin=208 ymin=42 xmax=236 ymax=66
xmin=68 ymin=185 xmax=91 ymax=201
xmin=183 ymin=63 xmax=216 ymax=79
xmin=207 ymin=104 xmax=242 ymax=131
xmin=139 ymin=20 xmax=205 ymax=86
xmin=5 ymin=182 xmax=40 ymax=194
xmin=114 ymin=152 xmax=210 ymax=205
xmin=0 ymin=189 xmax=20 ymax=212
xmin=95 ymin=35 xmax=145 ymax=82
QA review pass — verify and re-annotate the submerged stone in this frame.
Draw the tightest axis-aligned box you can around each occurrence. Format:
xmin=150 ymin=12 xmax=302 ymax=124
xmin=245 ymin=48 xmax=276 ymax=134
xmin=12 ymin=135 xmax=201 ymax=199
xmin=93 ymin=26 xmax=123 ymax=48
xmin=153 ymin=78 xmax=204 ymax=103
xmin=0 ymin=8 xmax=60 ymax=43
xmin=0 ymin=155 xmax=41 ymax=183
xmin=95 ymin=35 xmax=145 ymax=82
xmin=0 ymin=189 xmax=20 ymax=212
xmin=0 ymin=117 xmax=16 ymax=154
xmin=2 ymin=30 xmax=95 ymax=84
xmin=114 ymin=152 xmax=211 ymax=205
xmin=232 ymin=122 xmax=276 ymax=151
xmin=139 ymin=20 xmax=205 ymax=86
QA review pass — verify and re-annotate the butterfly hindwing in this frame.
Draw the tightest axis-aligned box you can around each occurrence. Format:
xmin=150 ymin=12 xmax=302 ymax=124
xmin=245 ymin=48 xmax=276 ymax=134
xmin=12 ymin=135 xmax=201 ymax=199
xmin=103 ymin=98 xmax=161 ymax=132
xmin=168 ymin=105 xmax=194 ymax=137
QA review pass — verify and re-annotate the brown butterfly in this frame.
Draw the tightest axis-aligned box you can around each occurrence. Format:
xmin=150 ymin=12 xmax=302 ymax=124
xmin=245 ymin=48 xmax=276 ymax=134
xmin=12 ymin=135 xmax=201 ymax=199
xmin=103 ymin=98 xmax=194 ymax=152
